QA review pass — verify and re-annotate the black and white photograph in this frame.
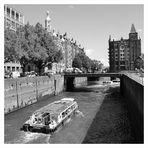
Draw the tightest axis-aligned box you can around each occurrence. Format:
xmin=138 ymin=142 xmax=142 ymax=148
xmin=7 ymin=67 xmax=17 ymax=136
xmin=1 ymin=0 xmax=146 ymax=145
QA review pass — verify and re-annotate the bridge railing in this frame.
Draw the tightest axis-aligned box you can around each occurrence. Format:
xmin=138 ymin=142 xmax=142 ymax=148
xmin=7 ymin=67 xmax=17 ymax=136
xmin=64 ymin=73 xmax=122 ymax=77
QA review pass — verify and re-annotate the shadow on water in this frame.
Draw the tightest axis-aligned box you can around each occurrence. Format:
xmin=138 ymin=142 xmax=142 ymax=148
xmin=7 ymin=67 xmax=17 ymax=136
xmin=70 ymin=87 xmax=94 ymax=93
xmin=86 ymin=81 xmax=101 ymax=86
xmin=82 ymin=87 xmax=137 ymax=144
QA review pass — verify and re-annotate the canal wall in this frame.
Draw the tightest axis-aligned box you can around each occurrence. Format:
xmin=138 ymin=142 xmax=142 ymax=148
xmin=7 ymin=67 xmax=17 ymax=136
xmin=54 ymin=75 xmax=65 ymax=95
xmin=4 ymin=75 xmax=87 ymax=114
xmin=4 ymin=75 xmax=64 ymax=114
xmin=120 ymin=75 xmax=144 ymax=143
xmin=74 ymin=77 xmax=87 ymax=87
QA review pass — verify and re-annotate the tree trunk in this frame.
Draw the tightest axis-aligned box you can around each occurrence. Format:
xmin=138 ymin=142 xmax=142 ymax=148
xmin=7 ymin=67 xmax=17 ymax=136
xmin=37 ymin=64 xmax=43 ymax=76
xmin=22 ymin=64 xmax=26 ymax=76
xmin=38 ymin=67 xmax=42 ymax=76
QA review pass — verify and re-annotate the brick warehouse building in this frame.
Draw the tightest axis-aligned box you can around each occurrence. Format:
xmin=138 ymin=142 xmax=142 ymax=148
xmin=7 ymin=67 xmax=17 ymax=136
xmin=108 ymin=24 xmax=141 ymax=72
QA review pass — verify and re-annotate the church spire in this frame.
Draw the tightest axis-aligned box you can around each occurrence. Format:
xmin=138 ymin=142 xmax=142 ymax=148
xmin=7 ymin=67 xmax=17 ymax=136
xmin=45 ymin=10 xmax=51 ymax=32
xmin=130 ymin=24 xmax=136 ymax=33
xmin=129 ymin=24 xmax=138 ymax=40
xmin=109 ymin=35 xmax=111 ymax=41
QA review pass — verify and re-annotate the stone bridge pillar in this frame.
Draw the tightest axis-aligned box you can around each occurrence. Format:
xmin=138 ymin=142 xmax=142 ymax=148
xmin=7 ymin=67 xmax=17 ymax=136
xmin=64 ymin=77 xmax=75 ymax=91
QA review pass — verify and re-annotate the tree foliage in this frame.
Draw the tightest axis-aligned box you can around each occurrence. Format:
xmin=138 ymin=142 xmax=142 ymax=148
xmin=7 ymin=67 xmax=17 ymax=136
xmin=4 ymin=29 xmax=19 ymax=62
xmin=72 ymin=52 xmax=103 ymax=73
xmin=72 ymin=53 xmax=83 ymax=69
xmin=134 ymin=56 xmax=144 ymax=69
xmin=5 ymin=22 xmax=103 ymax=75
xmin=4 ymin=22 xmax=64 ymax=75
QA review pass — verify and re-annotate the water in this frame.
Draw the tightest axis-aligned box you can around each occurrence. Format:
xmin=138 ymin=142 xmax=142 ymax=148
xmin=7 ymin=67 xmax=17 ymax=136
xmin=4 ymin=80 xmax=133 ymax=143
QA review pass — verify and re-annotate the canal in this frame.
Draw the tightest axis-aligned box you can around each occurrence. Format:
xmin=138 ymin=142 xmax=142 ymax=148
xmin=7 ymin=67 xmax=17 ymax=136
xmin=4 ymin=79 xmax=135 ymax=143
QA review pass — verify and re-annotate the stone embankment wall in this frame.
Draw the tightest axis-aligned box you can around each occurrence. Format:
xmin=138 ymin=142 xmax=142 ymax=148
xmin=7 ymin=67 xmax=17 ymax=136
xmin=4 ymin=75 xmax=86 ymax=114
xmin=54 ymin=75 xmax=65 ymax=95
xmin=120 ymin=75 xmax=144 ymax=143
xmin=74 ymin=77 xmax=87 ymax=87
xmin=4 ymin=75 xmax=64 ymax=114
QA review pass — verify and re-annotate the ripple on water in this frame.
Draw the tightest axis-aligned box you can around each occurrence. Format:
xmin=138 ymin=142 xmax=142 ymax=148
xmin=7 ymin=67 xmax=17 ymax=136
xmin=75 ymin=110 xmax=85 ymax=117
xmin=6 ymin=131 xmax=51 ymax=144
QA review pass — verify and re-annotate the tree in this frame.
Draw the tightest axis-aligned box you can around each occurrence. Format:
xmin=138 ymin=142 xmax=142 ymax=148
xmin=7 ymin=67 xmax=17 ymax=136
xmin=15 ymin=23 xmax=36 ymax=74
xmin=90 ymin=60 xmax=103 ymax=73
xmin=35 ymin=22 xmax=63 ymax=63
xmin=54 ymin=49 xmax=63 ymax=63
xmin=91 ymin=60 xmax=98 ymax=73
xmin=79 ymin=53 xmax=91 ymax=72
xmin=15 ymin=26 xmax=31 ymax=74
xmin=4 ymin=28 xmax=30 ymax=75
xmin=82 ymin=56 xmax=91 ymax=72
xmin=4 ymin=29 xmax=19 ymax=63
xmin=72 ymin=52 xmax=91 ymax=72
xmin=134 ymin=56 xmax=144 ymax=70
xmin=4 ymin=21 xmax=65 ymax=75
xmin=72 ymin=53 xmax=83 ymax=69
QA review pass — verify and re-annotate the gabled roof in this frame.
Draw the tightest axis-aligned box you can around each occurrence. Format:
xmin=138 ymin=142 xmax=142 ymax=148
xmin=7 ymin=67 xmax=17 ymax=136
xmin=130 ymin=24 xmax=136 ymax=33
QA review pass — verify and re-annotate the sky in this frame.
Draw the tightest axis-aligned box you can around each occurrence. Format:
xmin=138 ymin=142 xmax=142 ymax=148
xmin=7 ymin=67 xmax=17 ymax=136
xmin=8 ymin=4 xmax=144 ymax=66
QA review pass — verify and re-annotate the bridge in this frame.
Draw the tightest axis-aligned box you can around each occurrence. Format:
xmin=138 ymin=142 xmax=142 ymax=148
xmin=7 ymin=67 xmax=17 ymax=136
xmin=64 ymin=73 xmax=122 ymax=91
xmin=64 ymin=73 xmax=122 ymax=78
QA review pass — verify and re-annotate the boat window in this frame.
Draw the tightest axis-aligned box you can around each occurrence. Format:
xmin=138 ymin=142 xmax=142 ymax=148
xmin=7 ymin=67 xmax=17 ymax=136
xmin=67 ymin=108 xmax=71 ymax=113
xmin=38 ymin=118 xmax=42 ymax=123
xmin=73 ymin=105 xmax=75 ymax=109
xmin=71 ymin=105 xmax=74 ymax=110
xmin=44 ymin=116 xmax=49 ymax=125
xmin=33 ymin=118 xmax=37 ymax=123
xmin=65 ymin=110 xmax=68 ymax=115
xmin=48 ymin=115 xmax=50 ymax=121
xmin=62 ymin=112 xmax=65 ymax=118
xmin=42 ymin=112 xmax=50 ymax=117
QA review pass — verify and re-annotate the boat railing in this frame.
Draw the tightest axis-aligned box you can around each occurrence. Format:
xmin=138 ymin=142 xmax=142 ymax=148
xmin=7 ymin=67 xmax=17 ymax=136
xmin=61 ymin=102 xmax=78 ymax=120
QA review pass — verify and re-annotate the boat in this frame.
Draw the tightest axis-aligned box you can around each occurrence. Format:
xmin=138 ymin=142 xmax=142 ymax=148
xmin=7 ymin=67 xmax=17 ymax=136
xmin=20 ymin=98 xmax=78 ymax=133
xmin=103 ymin=81 xmax=113 ymax=84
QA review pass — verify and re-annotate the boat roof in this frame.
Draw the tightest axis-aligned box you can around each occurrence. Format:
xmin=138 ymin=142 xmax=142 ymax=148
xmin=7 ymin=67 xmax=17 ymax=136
xmin=33 ymin=98 xmax=76 ymax=117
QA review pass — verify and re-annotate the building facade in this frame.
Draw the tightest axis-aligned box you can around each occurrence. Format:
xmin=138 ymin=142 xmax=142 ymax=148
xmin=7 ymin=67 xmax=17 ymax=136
xmin=4 ymin=5 xmax=24 ymax=31
xmin=44 ymin=10 xmax=86 ymax=71
xmin=4 ymin=5 xmax=25 ymax=74
xmin=63 ymin=39 xmax=73 ymax=68
xmin=108 ymin=24 xmax=141 ymax=72
xmin=45 ymin=11 xmax=75 ymax=70
xmin=4 ymin=62 xmax=22 ymax=73
xmin=45 ymin=11 xmax=51 ymax=32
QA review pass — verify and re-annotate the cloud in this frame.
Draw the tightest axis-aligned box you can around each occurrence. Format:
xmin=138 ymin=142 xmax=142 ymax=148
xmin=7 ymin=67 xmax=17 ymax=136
xmin=85 ymin=49 xmax=93 ymax=56
xmin=137 ymin=29 xmax=142 ymax=32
